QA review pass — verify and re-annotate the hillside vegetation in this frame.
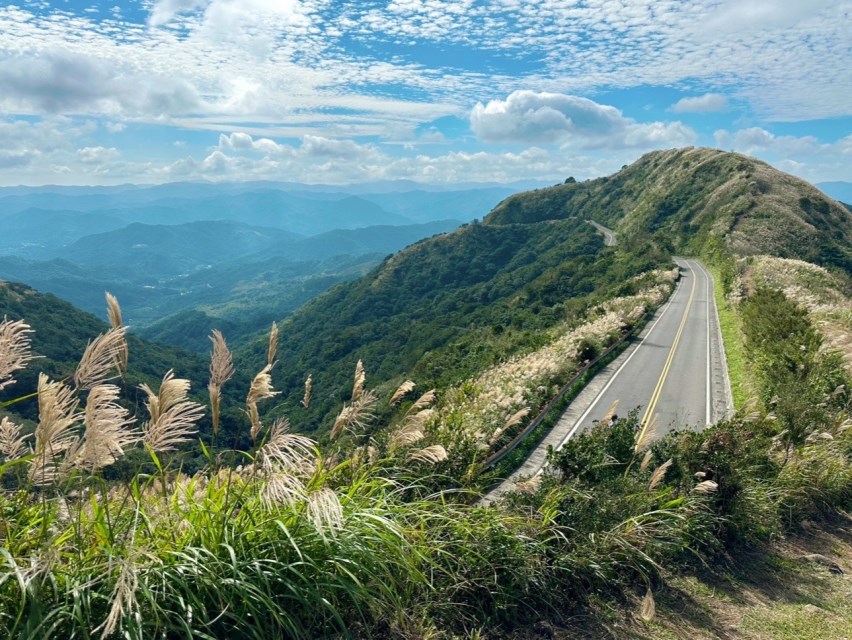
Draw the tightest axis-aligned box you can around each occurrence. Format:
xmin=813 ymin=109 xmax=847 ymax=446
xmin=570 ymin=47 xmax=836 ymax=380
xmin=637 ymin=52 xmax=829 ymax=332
xmin=3 ymin=149 xmax=852 ymax=638
xmin=488 ymin=147 xmax=852 ymax=272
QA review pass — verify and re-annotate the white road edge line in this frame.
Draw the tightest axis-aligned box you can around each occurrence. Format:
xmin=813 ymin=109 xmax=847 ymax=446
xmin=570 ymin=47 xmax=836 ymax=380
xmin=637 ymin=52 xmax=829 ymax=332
xmin=702 ymin=260 xmax=712 ymax=425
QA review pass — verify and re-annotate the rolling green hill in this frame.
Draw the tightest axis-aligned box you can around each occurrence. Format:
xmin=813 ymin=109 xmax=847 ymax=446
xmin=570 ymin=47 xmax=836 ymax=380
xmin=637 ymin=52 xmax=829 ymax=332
xmin=488 ymin=147 xmax=852 ymax=272
xmin=243 ymin=218 xmax=667 ymax=436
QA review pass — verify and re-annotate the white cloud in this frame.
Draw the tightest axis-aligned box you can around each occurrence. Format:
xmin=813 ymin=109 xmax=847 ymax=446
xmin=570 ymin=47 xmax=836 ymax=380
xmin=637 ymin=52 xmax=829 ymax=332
xmin=105 ymin=122 xmax=126 ymax=133
xmin=671 ymin=94 xmax=728 ymax=113
xmin=77 ymin=146 xmax=120 ymax=164
xmin=471 ymin=91 xmax=696 ymax=150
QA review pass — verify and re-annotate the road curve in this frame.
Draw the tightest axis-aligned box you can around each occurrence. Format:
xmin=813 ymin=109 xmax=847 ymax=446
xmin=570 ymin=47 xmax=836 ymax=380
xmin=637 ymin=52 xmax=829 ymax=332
xmin=483 ymin=258 xmax=731 ymax=504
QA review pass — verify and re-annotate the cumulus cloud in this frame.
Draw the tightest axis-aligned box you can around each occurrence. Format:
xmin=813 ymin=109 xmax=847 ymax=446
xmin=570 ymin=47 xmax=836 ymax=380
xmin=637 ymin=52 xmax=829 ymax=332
xmin=218 ymin=132 xmax=285 ymax=154
xmin=471 ymin=91 xmax=696 ymax=149
xmin=671 ymin=94 xmax=728 ymax=113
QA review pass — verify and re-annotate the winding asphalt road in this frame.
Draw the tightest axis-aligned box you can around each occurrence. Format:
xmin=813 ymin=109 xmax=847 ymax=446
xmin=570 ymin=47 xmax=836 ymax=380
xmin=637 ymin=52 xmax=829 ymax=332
xmin=484 ymin=257 xmax=732 ymax=503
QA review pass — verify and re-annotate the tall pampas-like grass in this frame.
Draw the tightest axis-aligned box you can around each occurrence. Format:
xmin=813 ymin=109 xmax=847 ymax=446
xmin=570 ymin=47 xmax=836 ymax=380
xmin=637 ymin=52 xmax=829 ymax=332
xmin=74 ymin=326 xmax=128 ymax=390
xmin=258 ymin=418 xmax=316 ymax=472
xmin=390 ymin=380 xmax=415 ymax=406
xmin=208 ymin=330 xmax=234 ymax=437
xmin=30 ymin=374 xmax=81 ymax=485
xmin=0 ymin=416 xmax=29 ymax=461
xmin=104 ymin=292 xmax=128 ymax=372
xmin=141 ymin=371 xmax=205 ymax=452
xmin=246 ymin=364 xmax=278 ymax=441
xmin=352 ymin=359 xmax=366 ymax=402
xmin=0 ymin=316 xmax=35 ymax=390
xmin=331 ymin=390 xmax=378 ymax=440
xmin=76 ymin=384 xmax=139 ymax=472
xmin=406 ymin=444 xmax=448 ymax=465
xmin=300 ymin=374 xmax=313 ymax=408
xmin=267 ymin=322 xmax=279 ymax=367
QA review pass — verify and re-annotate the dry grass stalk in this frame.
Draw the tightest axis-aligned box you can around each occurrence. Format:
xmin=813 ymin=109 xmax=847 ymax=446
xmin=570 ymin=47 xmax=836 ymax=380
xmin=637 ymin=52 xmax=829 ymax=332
xmin=209 ymin=330 xmax=235 ymax=387
xmin=307 ymin=488 xmax=344 ymax=537
xmin=301 ymin=375 xmax=313 ymax=408
xmin=640 ymin=588 xmax=656 ymax=621
xmin=403 ymin=407 xmax=436 ymax=430
xmin=246 ymin=364 xmax=279 ymax=440
xmin=208 ymin=330 xmax=234 ymax=438
xmin=647 ymin=459 xmax=672 ymax=492
xmin=74 ymin=326 xmax=128 ymax=390
xmin=141 ymin=371 xmax=205 ymax=452
xmin=0 ymin=316 xmax=35 ymax=390
xmin=390 ymin=380 xmax=415 ymax=406
xmin=488 ymin=406 xmax=530 ymax=447
xmin=105 ymin=292 xmax=128 ymax=372
xmin=514 ymin=475 xmax=542 ymax=495
xmin=30 ymin=374 xmax=81 ymax=485
xmin=634 ymin=414 xmax=660 ymax=453
xmin=352 ymin=359 xmax=366 ymax=402
xmin=267 ymin=322 xmax=279 ymax=367
xmin=258 ymin=418 xmax=316 ymax=471
xmin=693 ymin=479 xmax=719 ymax=494
xmin=77 ymin=384 xmax=139 ymax=472
xmin=602 ymin=400 xmax=619 ymax=423
xmin=407 ymin=444 xmax=448 ymax=465
xmin=96 ymin=553 xmax=141 ymax=640
xmin=638 ymin=449 xmax=653 ymax=474
xmin=331 ymin=390 xmax=378 ymax=440
xmin=0 ymin=416 xmax=29 ymax=461
xmin=405 ymin=389 xmax=436 ymax=417
xmin=262 ymin=473 xmax=307 ymax=508
xmin=389 ymin=422 xmax=425 ymax=452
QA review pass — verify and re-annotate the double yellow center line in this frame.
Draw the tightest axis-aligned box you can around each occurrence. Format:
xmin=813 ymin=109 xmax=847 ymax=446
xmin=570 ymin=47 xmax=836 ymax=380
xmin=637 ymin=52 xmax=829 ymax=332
xmin=635 ymin=261 xmax=698 ymax=440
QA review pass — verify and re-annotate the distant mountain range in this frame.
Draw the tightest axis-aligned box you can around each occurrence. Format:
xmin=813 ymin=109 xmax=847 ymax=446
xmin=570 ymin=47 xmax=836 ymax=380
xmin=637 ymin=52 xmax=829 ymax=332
xmin=817 ymin=181 xmax=852 ymax=204
xmin=0 ymin=183 xmax=513 ymax=349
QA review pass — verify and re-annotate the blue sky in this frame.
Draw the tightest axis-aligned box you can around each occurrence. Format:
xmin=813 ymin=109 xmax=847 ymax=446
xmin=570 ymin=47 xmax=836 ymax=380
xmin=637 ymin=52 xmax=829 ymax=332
xmin=0 ymin=0 xmax=849 ymax=185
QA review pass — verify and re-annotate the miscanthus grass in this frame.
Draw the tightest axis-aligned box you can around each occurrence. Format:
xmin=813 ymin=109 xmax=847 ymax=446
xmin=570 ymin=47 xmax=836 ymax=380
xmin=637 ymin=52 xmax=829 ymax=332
xmin=1 ymin=285 xmax=852 ymax=639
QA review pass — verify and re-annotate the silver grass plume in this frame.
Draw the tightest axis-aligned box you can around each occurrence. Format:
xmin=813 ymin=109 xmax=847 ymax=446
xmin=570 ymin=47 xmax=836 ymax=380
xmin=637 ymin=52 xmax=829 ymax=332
xmin=76 ymin=384 xmax=139 ymax=472
xmin=693 ymin=480 xmax=719 ymax=494
xmin=0 ymin=316 xmax=35 ymax=391
xmin=638 ymin=449 xmax=653 ymax=474
xmin=30 ymin=374 xmax=81 ymax=486
xmin=389 ymin=421 xmax=425 ymax=452
xmin=267 ymin=322 xmax=279 ymax=367
xmin=488 ymin=406 xmax=530 ymax=447
xmin=208 ymin=330 xmax=234 ymax=438
xmin=389 ymin=380 xmax=415 ymax=406
xmin=307 ymin=488 xmax=344 ymax=538
xmin=74 ymin=326 xmax=128 ymax=390
xmin=352 ymin=359 xmax=366 ymax=401
xmin=407 ymin=444 xmax=448 ymax=465
xmin=96 ymin=552 xmax=141 ymax=640
xmin=634 ymin=414 xmax=660 ymax=453
xmin=258 ymin=418 xmax=316 ymax=472
xmin=647 ymin=459 xmax=672 ymax=492
xmin=0 ymin=416 xmax=29 ymax=461
xmin=301 ymin=375 xmax=313 ymax=408
xmin=141 ymin=371 xmax=205 ymax=452
xmin=601 ymin=400 xmax=619 ymax=423
xmin=246 ymin=363 xmax=278 ymax=441
xmin=405 ymin=389 xmax=436 ymax=416
xmin=105 ymin=292 xmax=128 ymax=372
xmin=331 ymin=390 xmax=377 ymax=440
xmin=640 ymin=588 xmax=656 ymax=621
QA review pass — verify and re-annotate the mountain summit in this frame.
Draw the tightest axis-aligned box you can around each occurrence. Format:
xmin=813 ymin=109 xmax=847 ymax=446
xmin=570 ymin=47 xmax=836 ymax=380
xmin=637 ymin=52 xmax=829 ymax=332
xmin=488 ymin=147 xmax=852 ymax=271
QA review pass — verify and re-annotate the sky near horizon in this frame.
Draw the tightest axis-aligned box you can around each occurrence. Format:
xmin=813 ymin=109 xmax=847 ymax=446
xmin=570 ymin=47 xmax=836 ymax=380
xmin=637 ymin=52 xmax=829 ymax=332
xmin=0 ymin=0 xmax=850 ymax=186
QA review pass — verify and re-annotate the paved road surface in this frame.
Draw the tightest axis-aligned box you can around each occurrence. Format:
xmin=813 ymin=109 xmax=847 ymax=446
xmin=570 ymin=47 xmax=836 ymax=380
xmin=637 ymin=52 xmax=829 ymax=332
xmin=484 ymin=258 xmax=731 ymax=503
xmin=587 ymin=220 xmax=617 ymax=246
